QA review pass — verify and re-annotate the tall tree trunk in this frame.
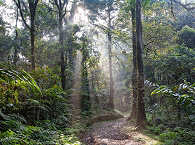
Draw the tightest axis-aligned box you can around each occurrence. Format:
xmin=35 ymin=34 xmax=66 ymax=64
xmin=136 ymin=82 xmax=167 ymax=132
xmin=135 ymin=0 xmax=146 ymax=126
xmin=14 ymin=8 xmax=19 ymax=66
xmin=13 ymin=0 xmax=39 ymax=70
xmin=108 ymin=5 xmax=114 ymax=110
xmin=29 ymin=2 xmax=38 ymax=71
xmin=59 ymin=15 xmax=66 ymax=90
xmin=81 ymin=45 xmax=90 ymax=114
xmin=93 ymin=71 xmax=99 ymax=105
xmin=67 ymin=39 xmax=74 ymax=89
xmin=30 ymin=18 xmax=35 ymax=70
xmin=90 ymin=70 xmax=99 ymax=109
xmin=128 ymin=8 xmax=137 ymax=120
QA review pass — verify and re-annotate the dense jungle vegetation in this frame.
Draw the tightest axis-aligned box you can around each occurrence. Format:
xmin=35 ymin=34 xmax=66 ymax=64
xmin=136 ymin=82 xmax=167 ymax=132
xmin=0 ymin=0 xmax=195 ymax=144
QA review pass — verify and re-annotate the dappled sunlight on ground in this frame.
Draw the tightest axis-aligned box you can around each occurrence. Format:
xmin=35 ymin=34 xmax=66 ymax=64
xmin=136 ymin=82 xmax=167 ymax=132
xmin=114 ymin=109 xmax=162 ymax=145
xmin=81 ymin=117 xmax=163 ymax=145
xmin=81 ymin=112 xmax=163 ymax=145
xmin=122 ymin=121 xmax=162 ymax=145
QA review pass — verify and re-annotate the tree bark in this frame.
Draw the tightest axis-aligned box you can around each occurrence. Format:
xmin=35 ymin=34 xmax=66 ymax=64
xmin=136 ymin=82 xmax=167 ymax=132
xmin=13 ymin=8 xmax=19 ymax=66
xmin=135 ymin=0 xmax=146 ymax=126
xmin=128 ymin=8 xmax=137 ymax=120
xmin=107 ymin=4 xmax=114 ymax=110
xmin=30 ymin=18 xmax=35 ymax=70
xmin=29 ymin=0 xmax=38 ymax=70
xmin=67 ymin=38 xmax=74 ymax=89
xmin=81 ymin=42 xmax=90 ymax=114
xmin=53 ymin=0 xmax=68 ymax=90
xmin=59 ymin=15 xmax=66 ymax=90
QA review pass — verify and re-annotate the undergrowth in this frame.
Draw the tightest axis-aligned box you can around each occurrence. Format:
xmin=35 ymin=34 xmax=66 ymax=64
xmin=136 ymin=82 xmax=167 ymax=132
xmin=0 ymin=120 xmax=82 ymax=145
xmin=145 ymin=124 xmax=195 ymax=145
xmin=0 ymin=67 xmax=83 ymax=145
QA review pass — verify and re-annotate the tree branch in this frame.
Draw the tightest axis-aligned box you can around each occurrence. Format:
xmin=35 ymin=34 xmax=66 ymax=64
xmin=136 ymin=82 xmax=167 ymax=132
xmin=172 ymin=0 xmax=195 ymax=11
xmin=54 ymin=0 xmax=60 ymax=10
xmin=34 ymin=0 xmax=39 ymax=10
xmin=13 ymin=0 xmax=30 ymax=29
xmin=62 ymin=1 xmax=68 ymax=18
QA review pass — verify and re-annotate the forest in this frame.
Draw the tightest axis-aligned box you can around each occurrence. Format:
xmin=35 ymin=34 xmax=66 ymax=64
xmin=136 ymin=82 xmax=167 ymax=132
xmin=0 ymin=0 xmax=195 ymax=144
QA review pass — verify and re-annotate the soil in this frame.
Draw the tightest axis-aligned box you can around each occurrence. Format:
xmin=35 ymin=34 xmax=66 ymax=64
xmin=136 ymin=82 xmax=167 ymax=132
xmin=80 ymin=118 xmax=144 ymax=145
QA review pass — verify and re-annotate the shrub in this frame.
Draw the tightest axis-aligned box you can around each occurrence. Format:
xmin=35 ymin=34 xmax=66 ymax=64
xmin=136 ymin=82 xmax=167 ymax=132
xmin=159 ymin=128 xmax=195 ymax=145
xmin=177 ymin=26 xmax=195 ymax=48
xmin=30 ymin=67 xmax=60 ymax=89
xmin=0 ymin=123 xmax=82 ymax=145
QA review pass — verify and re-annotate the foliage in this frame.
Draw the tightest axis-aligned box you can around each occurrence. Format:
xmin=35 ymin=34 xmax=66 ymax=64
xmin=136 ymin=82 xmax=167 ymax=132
xmin=177 ymin=25 xmax=195 ymax=48
xmin=0 ymin=122 xmax=82 ymax=145
xmin=0 ymin=0 xmax=195 ymax=143
xmin=125 ymin=0 xmax=150 ymax=10
xmin=0 ymin=65 xmax=42 ymax=115
xmin=80 ymin=38 xmax=91 ymax=116
xmin=142 ymin=1 xmax=176 ymax=57
xmin=30 ymin=67 xmax=60 ymax=89
xmin=143 ymin=22 xmax=175 ymax=57
xmin=151 ymin=82 xmax=195 ymax=125
xmin=0 ymin=64 xmax=41 ymax=93
xmin=144 ymin=44 xmax=195 ymax=128
xmin=145 ymin=45 xmax=195 ymax=85
xmin=0 ymin=34 xmax=14 ymax=62
xmin=0 ymin=64 xmax=70 ymax=121
xmin=41 ymin=86 xmax=70 ymax=127
xmin=152 ymin=82 xmax=195 ymax=106
xmin=0 ymin=65 xmax=81 ymax=144
xmin=159 ymin=128 xmax=195 ymax=145
xmin=174 ymin=10 xmax=195 ymax=30
xmin=147 ymin=125 xmax=195 ymax=145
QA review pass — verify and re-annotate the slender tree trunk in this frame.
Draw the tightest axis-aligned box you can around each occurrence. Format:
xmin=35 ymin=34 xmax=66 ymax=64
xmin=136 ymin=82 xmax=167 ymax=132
xmin=90 ymin=70 xmax=99 ymax=109
xmin=135 ymin=0 xmax=146 ymax=126
xmin=93 ymin=72 xmax=99 ymax=105
xmin=14 ymin=8 xmax=19 ymax=66
xmin=29 ymin=3 xmax=37 ymax=71
xmin=30 ymin=19 xmax=35 ymax=70
xmin=13 ymin=0 xmax=39 ymax=70
xmin=67 ymin=39 xmax=74 ymax=89
xmin=59 ymin=15 xmax=66 ymax=90
xmin=81 ymin=45 xmax=90 ymax=114
xmin=128 ymin=8 xmax=137 ymax=120
xmin=107 ymin=6 xmax=114 ymax=110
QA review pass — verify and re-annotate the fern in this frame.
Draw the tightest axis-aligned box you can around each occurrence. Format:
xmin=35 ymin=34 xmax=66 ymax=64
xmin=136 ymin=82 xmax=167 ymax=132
xmin=0 ymin=64 xmax=41 ymax=95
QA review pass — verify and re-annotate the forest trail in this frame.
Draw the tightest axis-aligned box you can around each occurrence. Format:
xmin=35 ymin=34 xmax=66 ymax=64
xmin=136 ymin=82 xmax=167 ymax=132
xmin=81 ymin=117 xmax=160 ymax=145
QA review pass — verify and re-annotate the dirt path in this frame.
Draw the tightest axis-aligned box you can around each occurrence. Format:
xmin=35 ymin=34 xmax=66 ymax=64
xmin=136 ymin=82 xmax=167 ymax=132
xmin=81 ymin=118 xmax=144 ymax=145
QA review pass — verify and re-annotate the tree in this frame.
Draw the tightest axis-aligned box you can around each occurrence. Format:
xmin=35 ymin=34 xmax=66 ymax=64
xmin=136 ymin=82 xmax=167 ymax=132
xmin=143 ymin=1 xmax=176 ymax=57
xmin=13 ymin=0 xmax=39 ymax=70
xmin=107 ymin=0 xmax=115 ymax=110
xmin=177 ymin=25 xmax=195 ymax=48
xmin=124 ymin=0 xmax=147 ymax=126
xmin=84 ymin=0 xmax=117 ymax=109
xmin=135 ymin=0 xmax=146 ymax=126
xmin=123 ymin=0 xmax=138 ymax=120
xmin=174 ymin=10 xmax=195 ymax=30
xmin=81 ymin=36 xmax=91 ymax=114
xmin=13 ymin=8 xmax=19 ymax=65
xmin=172 ymin=0 xmax=195 ymax=11
xmin=0 ymin=12 xmax=13 ymax=62
xmin=52 ymin=0 xmax=69 ymax=90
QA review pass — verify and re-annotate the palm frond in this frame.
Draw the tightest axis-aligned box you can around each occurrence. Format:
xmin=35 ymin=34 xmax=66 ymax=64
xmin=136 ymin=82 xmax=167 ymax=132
xmin=0 ymin=64 xmax=42 ymax=95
